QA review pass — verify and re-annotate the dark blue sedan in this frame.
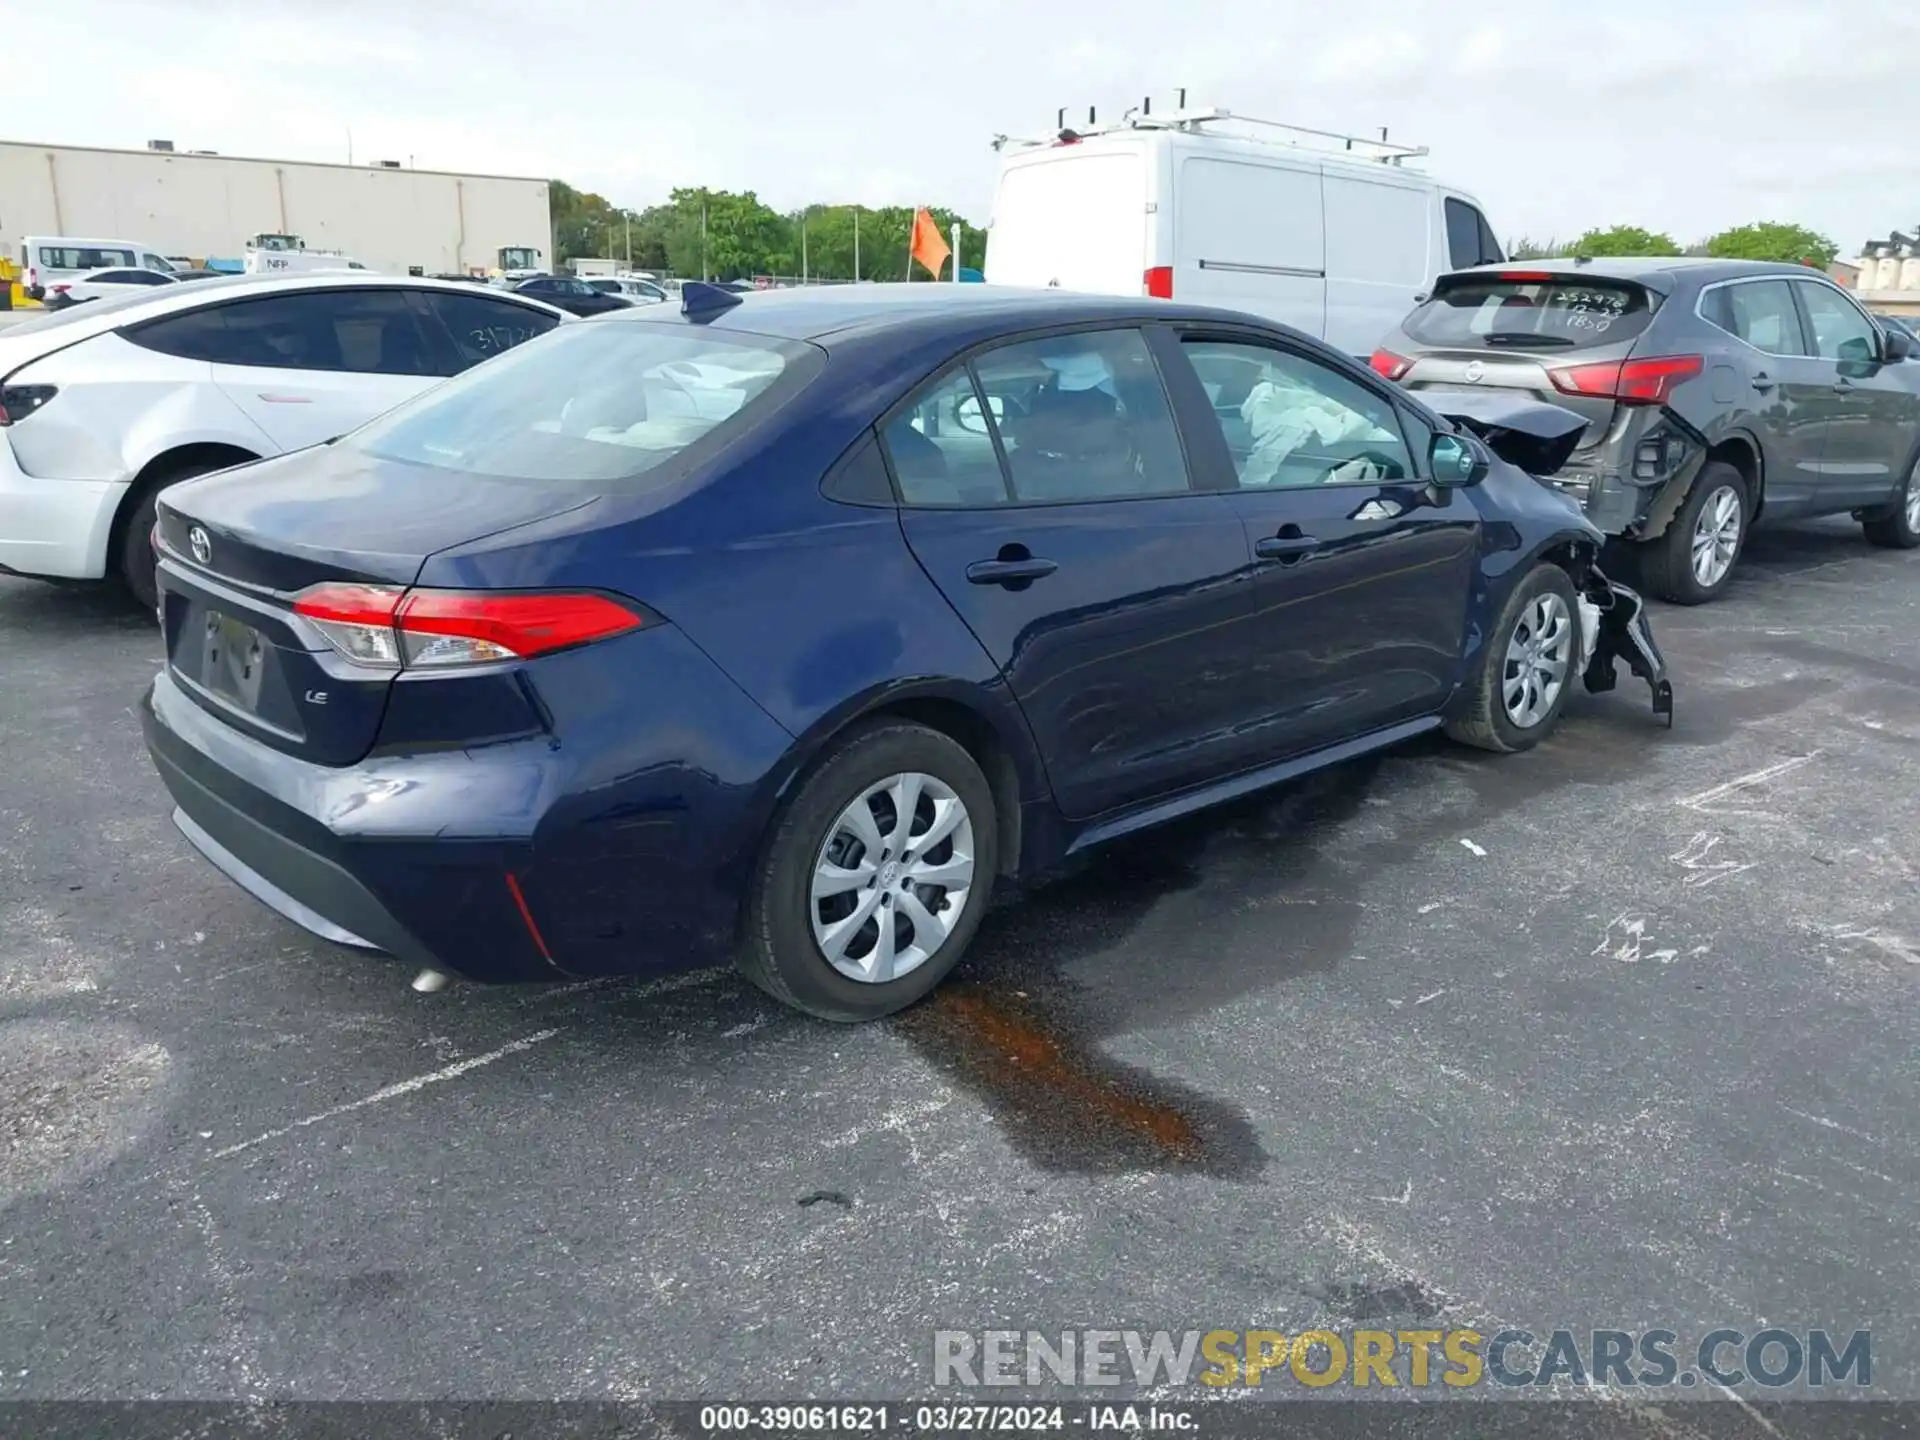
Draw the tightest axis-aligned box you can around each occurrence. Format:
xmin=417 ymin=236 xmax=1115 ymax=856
xmin=143 ymin=284 xmax=1671 ymax=1021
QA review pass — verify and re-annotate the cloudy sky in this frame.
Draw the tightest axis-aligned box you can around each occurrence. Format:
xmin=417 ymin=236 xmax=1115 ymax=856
xmin=15 ymin=0 xmax=1920 ymax=252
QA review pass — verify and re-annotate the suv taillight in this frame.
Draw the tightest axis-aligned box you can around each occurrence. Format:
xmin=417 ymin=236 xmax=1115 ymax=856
xmin=1369 ymin=349 xmax=1413 ymax=381
xmin=1549 ymin=355 xmax=1703 ymax=406
xmin=293 ymin=584 xmax=645 ymax=671
xmin=0 ymin=385 xmax=57 ymax=426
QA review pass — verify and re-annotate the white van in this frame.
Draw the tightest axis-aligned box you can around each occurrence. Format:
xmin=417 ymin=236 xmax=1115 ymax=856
xmin=20 ymin=236 xmax=176 ymax=299
xmin=983 ymin=107 xmax=1505 ymax=358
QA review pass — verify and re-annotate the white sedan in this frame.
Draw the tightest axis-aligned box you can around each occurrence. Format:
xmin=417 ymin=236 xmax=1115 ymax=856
xmin=43 ymin=266 xmax=181 ymax=309
xmin=0 ymin=272 xmax=569 ymax=608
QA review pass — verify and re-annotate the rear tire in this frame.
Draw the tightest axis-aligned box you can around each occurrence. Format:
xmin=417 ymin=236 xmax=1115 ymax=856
xmin=115 ymin=457 xmax=246 ymax=613
xmin=1446 ymin=563 xmax=1581 ymax=754
xmin=737 ymin=722 xmax=999 ymax=1022
xmin=1863 ymin=454 xmax=1920 ymax=549
xmin=1634 ymin=461 xmax=1748 ymax=605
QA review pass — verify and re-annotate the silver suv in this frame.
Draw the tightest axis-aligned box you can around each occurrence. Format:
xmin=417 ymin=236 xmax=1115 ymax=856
xmin=1372 ymin=259 xmax=1920 ymax=603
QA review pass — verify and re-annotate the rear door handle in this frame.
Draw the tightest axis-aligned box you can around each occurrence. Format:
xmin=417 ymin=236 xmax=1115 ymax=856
xmin=965 ymin=557 xmax=1057 ymax=586
xmin=1255 ymin=535 xmax=1319 ymax=561
xmin=1750 ymin=372 xmax=1775 ymax=393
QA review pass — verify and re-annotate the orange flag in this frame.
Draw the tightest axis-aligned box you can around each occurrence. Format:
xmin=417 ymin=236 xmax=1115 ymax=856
xmin=910 ymin=207 xmax=952 ymax=279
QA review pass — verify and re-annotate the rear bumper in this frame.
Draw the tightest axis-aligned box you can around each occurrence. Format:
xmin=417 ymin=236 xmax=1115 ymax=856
xmin=1555 ymin=414 xmax=1705 ymax=540
xmin=0 ymin=436 xmax=125 ymax=581
xmin=143 ymin=671 xmax=565 ymax=983
xmin=140 ymin=619 xmax=799 ymax=984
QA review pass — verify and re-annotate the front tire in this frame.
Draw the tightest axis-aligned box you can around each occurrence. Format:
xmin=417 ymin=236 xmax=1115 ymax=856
xmin=1635 ymin=461 xmax=1748 ymax=604
xmin=1863 ymin=454 xmax=1920 ymax=549
xmin=1446 ymin=563 xmax=1581 ymax=754
xmin=738 ymin=722 xmax=998 ymax=1022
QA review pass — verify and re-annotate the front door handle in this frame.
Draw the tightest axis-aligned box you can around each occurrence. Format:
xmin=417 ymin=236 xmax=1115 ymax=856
xmin=1255 ymin=534 xmax=1319 ymax=561
xmin=1750 ymin=372 xmax=1775 ymax=393
xmin=966 ymin=557 xmax=1058 ymax=586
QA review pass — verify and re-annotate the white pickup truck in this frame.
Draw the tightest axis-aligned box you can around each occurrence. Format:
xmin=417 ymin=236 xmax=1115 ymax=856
xmin=241 ymin=233 xmax=370 ymax=276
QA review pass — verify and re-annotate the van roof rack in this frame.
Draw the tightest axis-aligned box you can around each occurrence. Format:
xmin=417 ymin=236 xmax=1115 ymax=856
xmin=991 ymin=100 xmax=1429 ymax=167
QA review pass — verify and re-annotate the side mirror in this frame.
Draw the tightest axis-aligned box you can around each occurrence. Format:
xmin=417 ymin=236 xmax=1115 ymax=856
xmin=1884 ymin=326 xmax=1913 ymax=363
xmin=954 ymin=393 xmax=1004 ymax=433
xmin=1429 ymin=431 xmax=1488 ymax=487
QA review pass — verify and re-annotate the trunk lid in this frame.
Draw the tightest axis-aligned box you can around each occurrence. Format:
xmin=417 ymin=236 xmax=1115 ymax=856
xmin=154 ymin=443 xmax=596 ymax=766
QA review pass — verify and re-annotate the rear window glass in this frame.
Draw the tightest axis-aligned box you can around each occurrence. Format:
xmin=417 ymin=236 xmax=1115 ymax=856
xmin=348 ymin=322 xmax=813 ymax=486
xmin=1405 ymin=275 xmax=1657 ymax=351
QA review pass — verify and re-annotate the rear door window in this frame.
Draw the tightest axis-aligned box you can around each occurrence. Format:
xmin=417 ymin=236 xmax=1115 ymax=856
xmin=1700 ymin=280 xmax=1808 ymax=356
xmin=420 ymin=291 xmax=562 ymax=373
xmin=1405 ymin=274 xmax=1658 ymax=351
xmin=130 ymin=290 xmax=442 ymax=375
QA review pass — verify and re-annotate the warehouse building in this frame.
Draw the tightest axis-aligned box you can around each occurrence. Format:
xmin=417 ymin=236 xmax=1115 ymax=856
xmin=0 ymin=139 xmax=552 ymax=278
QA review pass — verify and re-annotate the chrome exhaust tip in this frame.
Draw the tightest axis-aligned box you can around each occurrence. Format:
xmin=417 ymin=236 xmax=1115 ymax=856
xmin=410 ymin=968 xmax=451 ymax=994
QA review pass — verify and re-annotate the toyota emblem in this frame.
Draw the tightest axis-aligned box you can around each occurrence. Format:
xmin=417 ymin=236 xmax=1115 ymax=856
xmin=188 ymin=526 xmax=212 ymax=565
xmin=1463 ymin=360 xmax=1486 ymax=384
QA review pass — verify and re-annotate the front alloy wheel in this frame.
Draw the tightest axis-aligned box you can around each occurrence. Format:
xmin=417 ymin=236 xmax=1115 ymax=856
xmin=810 ymin=771 xmax=975 ymax=984
xmin=1502 ymin=592 xmax=1573 ymax=730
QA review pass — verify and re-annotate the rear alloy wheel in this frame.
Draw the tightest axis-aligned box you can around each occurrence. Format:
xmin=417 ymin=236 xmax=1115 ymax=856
xmin=1635 ymin=461 xmax=1748 ymax=605
xmin=117 ymin=457 xmax=244 ymax=612
xmin=739 ymin=722 xmax=998 ymax=1021
xmin=1863 ymin=454 xmax=1920 ymax=549
xmin=1446 ymin=563 xmax=1581 ymax=754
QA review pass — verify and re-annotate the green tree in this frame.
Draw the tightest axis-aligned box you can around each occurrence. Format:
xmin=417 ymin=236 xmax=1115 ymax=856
xmin=1704 ymin=221 xmax=1839 ymax=267
xmin=1568 ymin=225 xmax=1683 ymax=258
xmin=659 ymin=188 xmax=795 ymax=280
xmin=547 ymin=178 xmax=987 ymax=281
xmin=549 ymin=179 xmax=625 ymax=265
xmin=1508 ymin=236 xmax=1563 ymax=260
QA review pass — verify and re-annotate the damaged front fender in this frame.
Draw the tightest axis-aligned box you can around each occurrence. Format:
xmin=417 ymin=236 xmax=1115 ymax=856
xmin=1576 ymin=564 xmax=1674 ymax=727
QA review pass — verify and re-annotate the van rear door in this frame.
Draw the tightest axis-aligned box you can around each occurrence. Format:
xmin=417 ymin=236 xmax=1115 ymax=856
xmin=985 ymin=147 xmax=1147 ymax=294
xmin=1174 ymin=156 xmax=1325 ymax=337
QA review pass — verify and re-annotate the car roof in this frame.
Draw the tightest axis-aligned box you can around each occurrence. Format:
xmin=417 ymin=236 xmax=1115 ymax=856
xmin=606 ymin=282 xmax=1265 ymax=345
xmin=0 ymin=271 xmax=569 ymax=351
xmin=1445 ymin=256 xmax=1825 ymax=292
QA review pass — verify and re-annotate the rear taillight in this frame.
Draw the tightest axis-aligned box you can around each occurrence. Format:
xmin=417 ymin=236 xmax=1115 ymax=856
xmin=1144 ymin=266 xmax=1173 ymax=300
xmin=1369 ymin=349 xmax=1413 ymax=382
xmin=24 ymin=267 xmax=38 ymax=289
xmin=1549 ymin=355 xmax=1703 ymax=406
xmin=293 ymin=584 xmax=644 ymax=671
xmin=1496 ymin=270 xmax=1554 ymax=282
xmin=0 ymin=385 xmax=57 ymax=426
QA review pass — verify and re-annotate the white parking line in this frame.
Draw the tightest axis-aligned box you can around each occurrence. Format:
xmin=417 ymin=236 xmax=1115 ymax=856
xmin=209 ymin=1028 xmax=560 ymax=1159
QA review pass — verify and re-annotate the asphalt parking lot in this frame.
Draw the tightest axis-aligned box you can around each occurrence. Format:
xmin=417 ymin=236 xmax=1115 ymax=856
xmin=3 ymin=519 xmax=1918 ymax=1411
